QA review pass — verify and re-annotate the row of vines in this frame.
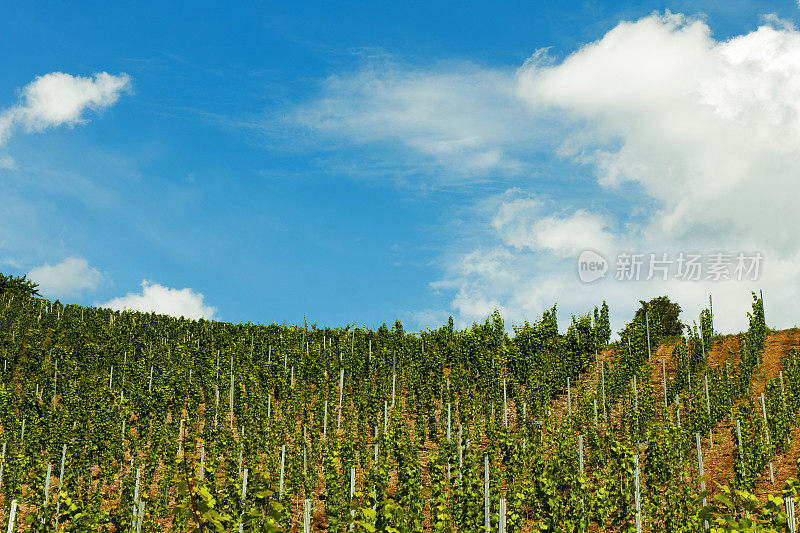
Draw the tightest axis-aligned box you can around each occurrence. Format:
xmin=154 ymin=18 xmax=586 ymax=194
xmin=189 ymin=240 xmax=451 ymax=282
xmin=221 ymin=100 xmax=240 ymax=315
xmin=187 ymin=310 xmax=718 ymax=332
xmin=0 ymin=288 xmax=797 ymax=531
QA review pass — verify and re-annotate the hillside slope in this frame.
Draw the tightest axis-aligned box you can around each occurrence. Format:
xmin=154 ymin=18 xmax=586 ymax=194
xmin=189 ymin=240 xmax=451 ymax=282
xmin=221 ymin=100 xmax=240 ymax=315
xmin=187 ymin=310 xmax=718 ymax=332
xmin=642 ymin=329 xmax=800 ymax=498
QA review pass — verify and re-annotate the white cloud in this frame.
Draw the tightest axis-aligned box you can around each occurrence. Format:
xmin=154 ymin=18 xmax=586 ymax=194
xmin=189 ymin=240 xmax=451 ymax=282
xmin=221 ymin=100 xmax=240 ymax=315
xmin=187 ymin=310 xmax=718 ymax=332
xmin=28 ymin=256 xmax=102 ymax=298
xmin=431 ymin=13 xmax=800 ymax=334
xmin=287 ymin=60 xmax=552 ymax=178
xmin=99 ymin=280 xmax=217 ymax=320
xmin=491 ymin=197 xmax=617 ymax=257
xmin=402 ymin=308 xmax=451 ymax=332
xmin=0 ymin=71 xmax=131 ymax=144
xmin=518 ymin=12 xmax=800 ymax=253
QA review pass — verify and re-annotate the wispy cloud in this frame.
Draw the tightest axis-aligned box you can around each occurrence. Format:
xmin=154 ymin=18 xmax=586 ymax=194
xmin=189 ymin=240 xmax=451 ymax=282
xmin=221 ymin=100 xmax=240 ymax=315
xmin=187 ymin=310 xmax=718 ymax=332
xmin=282 ymin=59 xmax=558 ymax=180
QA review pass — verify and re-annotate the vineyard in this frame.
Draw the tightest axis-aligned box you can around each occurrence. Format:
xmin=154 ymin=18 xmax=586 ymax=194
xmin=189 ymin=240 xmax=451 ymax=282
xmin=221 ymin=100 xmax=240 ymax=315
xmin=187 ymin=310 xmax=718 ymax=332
xmin=0 ymin=285 xmax=799 ymax=532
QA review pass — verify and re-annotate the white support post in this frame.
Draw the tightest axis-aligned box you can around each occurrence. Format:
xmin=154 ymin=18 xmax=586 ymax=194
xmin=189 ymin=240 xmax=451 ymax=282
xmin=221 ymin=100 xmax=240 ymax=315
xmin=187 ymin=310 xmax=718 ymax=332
xmin=279 ymin=445 xmax=286 ymax=499
xmin=709 ymin=295 xmax=713 ymax=332
xmin=55 ymin=443 xmax=66 ymax=526
xmin=338 ymin=368 xmax=344 ymax=431
xmin=304 ymin=499 xmax=312 ymax=533
xmin=215 ymin=384 xmax=220 ymax=429
xmin=701 ymin=328 xmax=705 ymax=362
xmin=696 ymin=433 xmax=708 ymax=529
xmin=447 ymin=403 xmax=451 ymax=442
xmin=178 ymin=419 xmax=184 ymax=455
xmin=736 ymin=419 xmax=744 ymax=473
xmin=663 ymin=360 xmax=668 ymax=413
xmin=634 ymin=455 xmax=642 ymax=533
xmin=323 ymin=400 xmax=328 ymax=440
xmin=499 ymin=497 xmax=507 ymax=533
xmin=392 ymin=352 xmax=396 ymax=408
xmin=134 ymin=467 xmax=141 ymax=505
xmin=503 ymin=378 xmax=507 ymax=427
xmin=229 ymin=372 xmax=234 ymax=431
xmin=785 ymin=496 xmax=796 ymax=533
xmin=704 ymin=375 xmax=712 ymax=448
xmin=349 ymin=467 xmax=356 ymax=529
xmin=761 ymin=393 xmax=770 ymax=444
xmin=601 ymin=362 xmax=606 ymax=421
xmin=782 ymin=371 xmax=790 ymax=446
xmin=6 ymin=499 xmax=16 ymax=533
xmin=696 ymin=434 xmax=706 ymax=501
xmin=458 ymin=425 xmax=463 ymax=480
xmin=484 ymin=455 xmax=490 ymax=533
xmin=43 ymin=463 xmax=52 ymax=507
xmin=136 ymin=501 xmax=145 ymax=533
xmin=567 ymin=377 xmax=571 ymax=418
xmin=238 ymin=468 xmax=249 ymax=533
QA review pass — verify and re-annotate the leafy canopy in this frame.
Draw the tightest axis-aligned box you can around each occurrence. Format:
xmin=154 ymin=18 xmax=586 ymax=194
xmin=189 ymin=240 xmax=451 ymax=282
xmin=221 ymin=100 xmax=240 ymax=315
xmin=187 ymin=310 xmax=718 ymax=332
xmin=0 ymin=272 xmax=39 ymax=298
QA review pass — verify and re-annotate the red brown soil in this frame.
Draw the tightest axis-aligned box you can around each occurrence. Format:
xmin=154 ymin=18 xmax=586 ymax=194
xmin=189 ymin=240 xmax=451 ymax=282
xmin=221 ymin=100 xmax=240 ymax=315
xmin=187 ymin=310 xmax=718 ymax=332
xmin=645 ymin=330 xmax=800 ymax=500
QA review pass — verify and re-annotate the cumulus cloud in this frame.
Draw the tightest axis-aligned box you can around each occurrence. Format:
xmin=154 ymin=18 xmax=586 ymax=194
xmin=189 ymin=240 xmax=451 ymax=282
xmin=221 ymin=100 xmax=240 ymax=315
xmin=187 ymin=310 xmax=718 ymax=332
xmin=99 ymin=280 xmax=217 ymax=320
xmin=431 ymin=13 xmax=800 ymax=334
xmin=518 ymin=12 xmax=800 ymax=253
xmin=491 ymin=197 xmax=617 ymax=257
xmin=0 ymin=71 xmax=131 ymax=144
xmin=28 ymin=256 xmax=102 ymax=298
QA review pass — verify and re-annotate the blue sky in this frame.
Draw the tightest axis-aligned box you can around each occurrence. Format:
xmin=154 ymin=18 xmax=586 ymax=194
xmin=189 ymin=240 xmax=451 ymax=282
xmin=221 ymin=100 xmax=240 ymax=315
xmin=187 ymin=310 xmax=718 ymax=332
xmin=3 ymin=1 xmax=800 ymax=332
